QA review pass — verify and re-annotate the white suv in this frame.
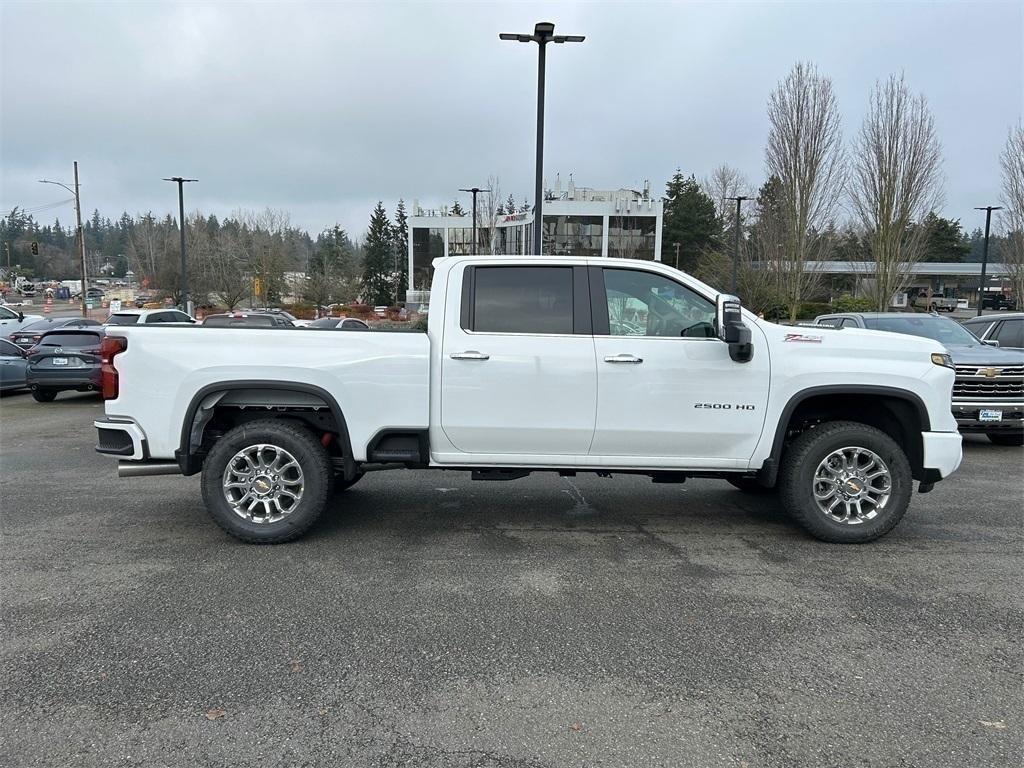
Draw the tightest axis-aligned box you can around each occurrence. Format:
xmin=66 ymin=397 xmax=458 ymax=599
xmin=104 ymin=309 xmax=196 ymax=326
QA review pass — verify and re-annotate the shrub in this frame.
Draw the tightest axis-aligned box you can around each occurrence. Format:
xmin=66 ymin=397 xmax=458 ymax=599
xmin=832 ymin=295 xmax=875 ymax=313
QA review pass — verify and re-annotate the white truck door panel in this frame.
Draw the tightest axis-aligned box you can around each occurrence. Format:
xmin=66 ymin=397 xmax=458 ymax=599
xmin=590 ymin=266 xmax=770 ymax=462
xmin=440 ymin=264 xmax=597 ymax=456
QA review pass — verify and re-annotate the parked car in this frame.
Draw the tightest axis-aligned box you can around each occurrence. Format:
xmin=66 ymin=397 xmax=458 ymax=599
xmin=0 ymin=304 xmax=43 ymax=334
xmin=105 ymin=309 xmax=196 ymax=325
xmin=25 ymin=327 xmax=106 ymax=402
xmin=202 ymin=312 xmax=294 ymax=328
xmin=72 ymin=287 xmax=106 ymax=301
xmin=912 ymin=291 xmax=957 ymax=312
xmin=9 ymin=317 xmax=102 ymax=349
xmin=982 ymin=294 xmax=1017 ymax=311
xmin=0 ymin=338 xmax=29 ymax=392
xmin=814 ymin=312 xmax=1024 ymax=445
xmin=249 ymin=308 xmax=309 ymax=327
xmin=307 ymin=317 xmax=370 ymax=331
xmin=960 ymin=313 xmax=1024 ymax=351
xmin=96 ymin=256 xmax=963 ymax=545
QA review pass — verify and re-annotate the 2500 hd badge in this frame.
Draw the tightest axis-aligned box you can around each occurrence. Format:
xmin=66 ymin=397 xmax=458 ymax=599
xmin=694 ymin=403 xmax=757 ymax=410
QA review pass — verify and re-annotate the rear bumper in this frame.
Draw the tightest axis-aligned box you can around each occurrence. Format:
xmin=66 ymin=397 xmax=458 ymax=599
xmin=94 ymin=418 xmax=148 ymax=461
xmin=27 ymin=368 xmax=101 ymax=391
xmin=922 ymin=431 xmax=963 ymax=480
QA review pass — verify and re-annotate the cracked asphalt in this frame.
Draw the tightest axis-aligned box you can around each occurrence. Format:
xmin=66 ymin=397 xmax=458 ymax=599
xmin=1 ymin=390 xmax=1021 ymax=767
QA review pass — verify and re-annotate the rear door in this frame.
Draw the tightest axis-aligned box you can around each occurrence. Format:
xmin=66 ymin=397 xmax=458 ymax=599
xmin=440 ymin=263 xmax=597 ymax=456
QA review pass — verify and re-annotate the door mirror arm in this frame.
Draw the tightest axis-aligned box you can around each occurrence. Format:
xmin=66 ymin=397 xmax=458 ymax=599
xmin=715 ymin=294 xmax=753 ymax=363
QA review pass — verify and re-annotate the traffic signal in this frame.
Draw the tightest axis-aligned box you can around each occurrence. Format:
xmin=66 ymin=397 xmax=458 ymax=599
xmin=31 ymin=241 xmax=39 ymax=255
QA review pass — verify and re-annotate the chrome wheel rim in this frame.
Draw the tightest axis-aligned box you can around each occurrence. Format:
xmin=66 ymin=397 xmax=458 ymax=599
xmin=222 ymin=444 xmax=304 ymax=524
xmin=812 ymin=446 xmax=892 ymax=525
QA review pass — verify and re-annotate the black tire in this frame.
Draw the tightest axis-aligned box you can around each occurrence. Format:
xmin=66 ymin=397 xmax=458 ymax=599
xmin=778 ymin=421 xmax=913 ymax=543
xmin=726 ymin=475 xmax=775 ymax=494
xmin=31 ymin=389 xmax=57 ymax=403
xmin=987 ymin=432 xmax=1024 ymax=447
xmin=334 ymin=472 xmax=364 ymax=492
xmin=200 ymin=419 xmax=332 ymax=544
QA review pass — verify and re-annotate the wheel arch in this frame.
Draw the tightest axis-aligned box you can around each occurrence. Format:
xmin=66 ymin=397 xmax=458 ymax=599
xmin=759 ymin=385 xmax=931 ymax=486
xmin=175 ymin=380 xmax=355 ymax=477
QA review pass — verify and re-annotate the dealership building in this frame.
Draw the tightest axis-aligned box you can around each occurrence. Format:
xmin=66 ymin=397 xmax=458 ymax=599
xmin=407 ymin=179 xmax=664 ymax=303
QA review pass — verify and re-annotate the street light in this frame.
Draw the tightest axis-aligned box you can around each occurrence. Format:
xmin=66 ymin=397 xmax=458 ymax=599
xmin=724 ymin=196 xmax=749 ymax=294
xmin=163 ymin=177 xmax=198 ymax=312
xmin=39 ymin=161 xmax=87 ymax=317
xmin=500 ymin=21 xmax=584 ymax=256
xmin=974 ymin=206 xmax=1003 ymax=316
xmin=459 ymin=187 xmax=491 ymax=254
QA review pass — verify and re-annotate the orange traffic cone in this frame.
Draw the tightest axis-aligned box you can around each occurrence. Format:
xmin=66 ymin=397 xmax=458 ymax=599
xmin=43 ymin=303 xmax=51 ymax=314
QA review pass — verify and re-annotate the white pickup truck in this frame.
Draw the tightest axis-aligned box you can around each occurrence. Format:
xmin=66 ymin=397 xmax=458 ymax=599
xmin=95 ymin=256 xmax=963 ymax=544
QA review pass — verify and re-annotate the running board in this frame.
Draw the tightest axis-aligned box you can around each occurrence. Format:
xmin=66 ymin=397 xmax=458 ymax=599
xmin=117 ymin=460 xmax=182 ymax=478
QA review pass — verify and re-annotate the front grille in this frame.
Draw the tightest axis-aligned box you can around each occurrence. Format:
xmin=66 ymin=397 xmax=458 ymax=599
xmin=953 ymin=364 xmax=1024 ymax=401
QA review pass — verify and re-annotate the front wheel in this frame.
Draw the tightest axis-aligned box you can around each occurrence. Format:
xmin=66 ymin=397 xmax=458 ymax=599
xmin=201 ymin=419 xmax=333 ymax=543
xmin=32 ymin=389 xmax=57 ymax=403
xmin=779 ymin=421 xmax=913 ymax=543
xmin=987 ymin=432 xmax=1024 ymax=447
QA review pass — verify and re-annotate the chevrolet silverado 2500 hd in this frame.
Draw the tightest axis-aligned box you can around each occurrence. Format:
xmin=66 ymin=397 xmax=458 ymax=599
xmin=94 ymin=257 xmax=963 ymax=544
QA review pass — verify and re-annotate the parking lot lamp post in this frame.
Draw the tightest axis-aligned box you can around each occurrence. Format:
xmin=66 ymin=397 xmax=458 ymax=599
xmin=39 ymin=163 xmax=88 ymax=317
xmin=163 ymin=177 xmax=198 ymax=312
xmin=974 ymin=206 xmax=1002 ymax=316
xmin=459 ymin=187 xmax=490 ymax=254
xmin=724 ymin=196 xmax=748 ymax=294
xmin=500 ymin=22 xmax=584 ymax=256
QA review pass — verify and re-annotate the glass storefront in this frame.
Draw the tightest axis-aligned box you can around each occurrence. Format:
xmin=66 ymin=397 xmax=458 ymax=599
xmin=411 ymin=227 xmax=444 ymax=290
xmin=499 ymin=224 xmax=524 ymax=256
xmin=541 ymin=215 xmax=603 ymax=257
xmin=607 ymin=216 xmax=657 ymax=260
xmin=447 ymin=227 xmax=475 ymax=256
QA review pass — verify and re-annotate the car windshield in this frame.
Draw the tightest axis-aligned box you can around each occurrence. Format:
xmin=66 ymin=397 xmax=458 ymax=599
xmin=865 ymin=315 xmax=982 ymax=346
xmin=18 ymin=319 xmax=62 ymax=333
xmin=106 ymin=314 xmax=141 ymax=325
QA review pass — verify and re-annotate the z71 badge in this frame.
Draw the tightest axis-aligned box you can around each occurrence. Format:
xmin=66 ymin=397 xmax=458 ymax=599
xmin=784 ymin=333 xmax=823 ymax=343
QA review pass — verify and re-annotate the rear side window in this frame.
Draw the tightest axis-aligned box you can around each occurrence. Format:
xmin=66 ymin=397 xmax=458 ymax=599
xmin=993 ymin=319 xmax=1023 ymax=348
xmin=470 ymin=266 xmax=573 ymax=334
xmin=39 ymin=332 xmax=102 ymax=348
xmin=106 ymin=314 xmax=140 ymax=325
xmin=0 ymin=339 xmax=22 ymax=356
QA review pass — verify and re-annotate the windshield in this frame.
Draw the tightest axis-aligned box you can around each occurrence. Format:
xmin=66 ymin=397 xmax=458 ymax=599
xmin=865 ymin=315 xmax=981 ymax=346
xmin=18 ymin=319 xmax=61 ymax=333
xmin=105 ymin=314 xmax=141 ymax=325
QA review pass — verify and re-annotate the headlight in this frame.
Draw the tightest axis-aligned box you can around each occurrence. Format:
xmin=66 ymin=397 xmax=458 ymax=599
xmin=931 ymin=352 xmax=954 ymax=369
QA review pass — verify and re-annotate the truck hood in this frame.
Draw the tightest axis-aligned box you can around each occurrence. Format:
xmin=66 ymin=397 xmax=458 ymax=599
xmin=755 ymin=320 xmax=947 ymax=359
xmin=941 ymin=343 xmax=1024 ymax=365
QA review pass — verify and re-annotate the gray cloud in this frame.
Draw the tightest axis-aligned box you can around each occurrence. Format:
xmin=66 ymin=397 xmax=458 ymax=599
xmin=2 ymin=1 xmax=1021 ymax=238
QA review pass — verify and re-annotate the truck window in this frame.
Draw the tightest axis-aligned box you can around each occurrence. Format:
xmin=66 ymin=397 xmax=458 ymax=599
xmin=471 ymin=266 xmax=573 ymax=335
xmin=993 ymin=319 xmax=1023 ymax=348
xmin=602 ymin=268 xmax=715 ymax=338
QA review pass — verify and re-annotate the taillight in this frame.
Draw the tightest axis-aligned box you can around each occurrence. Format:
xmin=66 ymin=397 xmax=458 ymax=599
xmin=100 ymin=336 xmax=127 ymax=400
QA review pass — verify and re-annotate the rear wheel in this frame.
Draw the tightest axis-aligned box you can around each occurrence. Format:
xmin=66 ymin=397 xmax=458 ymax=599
xmin=779 ymin=421 xmax=912 ymax=543
xmin=201 ymin=419 xmax=332 ymax=543
xmin=31 ymin=389 xmax=57 ymax=403
xmin=987 ymin=432 xmax=1024 ymax=447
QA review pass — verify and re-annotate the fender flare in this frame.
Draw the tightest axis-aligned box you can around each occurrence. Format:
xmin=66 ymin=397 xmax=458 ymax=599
xmin=174 ymin=380 xmax=355 ymax=476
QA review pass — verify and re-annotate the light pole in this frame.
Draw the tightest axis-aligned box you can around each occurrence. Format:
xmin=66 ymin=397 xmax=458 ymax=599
xmin=39 ymin=162 xmax=87 ymax=317
xmin=724 ymin=196 xmax=748 ymax=294
xmin=500 ymin=22 xmax=584 ymax=256
xmin=163 ymin=177 xmax=198 ymax=312
xmin=672 ymin=242 xmax=681 ymax=269
xmin=975 ymin=206 xmax=1002 ymax=316
xmin=459 ymin=187 xmax=491 ymax=254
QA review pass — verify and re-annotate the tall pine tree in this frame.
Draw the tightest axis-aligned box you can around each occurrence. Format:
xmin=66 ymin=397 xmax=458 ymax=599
xmin=362 ymin=202 xmax=395 ymax=306
xmin=661 ymin=170 xmax=721 ymax=271
xmin=392 ymin=199 xmax=409 ymax=300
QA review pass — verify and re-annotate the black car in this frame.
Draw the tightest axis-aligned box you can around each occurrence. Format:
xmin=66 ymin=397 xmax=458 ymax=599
xmin=307 ymin=317 xmax=370 ymax=331
xmin=25 ymin=327 xmax=105 ymax=402
xmin=8 ymin=317 xmax=102 ymax=349
xmin=202 ymin=312 xmax=294 ymax=328
xmin=982 ymin=294 xmax=1017 ymax=311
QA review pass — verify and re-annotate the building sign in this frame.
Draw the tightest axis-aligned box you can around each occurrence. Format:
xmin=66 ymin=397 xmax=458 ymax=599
xmin=501 ymin=212 xmax=529 ymax=224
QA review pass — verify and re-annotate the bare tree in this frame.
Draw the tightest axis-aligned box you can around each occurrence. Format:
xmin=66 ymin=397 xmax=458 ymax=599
xmin=479 ymin=175 xmax=502 ymax=254
xmin=702 ymin=164 xmax=750 ymax=223
xmin=766 ymin=62 xmax=845 ymax=320
xmin=850 ymin=74 xmax=944 ymax=311
xmin=999 ymin=121 xmax=1024 ymax=304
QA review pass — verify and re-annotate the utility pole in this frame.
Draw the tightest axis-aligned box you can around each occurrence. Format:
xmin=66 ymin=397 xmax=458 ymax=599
xmin=39 ymin=162 xmax=88 ymax=317
xmin=500 ymin=22 xmax=584 ymax=255
xmin=459 ymin=187 xmax=490 ymax=254
xmin=975 ymin=206 xmax=1003 ymax=316
xmin=724 ymin=196 xmax=748 ymax=295
xmin=672 ymin=242 xmax=681 ymax=270
xmin=163 ymin=176 xmax=198 ymax=312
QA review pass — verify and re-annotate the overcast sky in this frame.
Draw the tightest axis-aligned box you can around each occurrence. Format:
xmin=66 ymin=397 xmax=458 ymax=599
xmin=2 ymin=1 xmax=1021 ymax=240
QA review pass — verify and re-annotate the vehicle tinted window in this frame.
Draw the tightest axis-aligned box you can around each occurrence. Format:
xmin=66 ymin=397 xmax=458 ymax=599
xmin=0 ymin=306 xmax=17 ymax=320
xmin=993 ymin=319 xmax=1023 ymax=348
xmin=959 ymin=319 xmax=992 ymax=337
xmin=39 ymin=332 xmax=102 ymax=348
xmin=309 ymin=318 xmax=339 ymax=328
xmin=19 ymin=319 xmax=59 ymax=333
xmin=603 ymin=268 xmax=715 ymax=337
xmin=106 ymin=314 xmax=140 ymax=325
xmin=865 ymin=316 xmax=980 ymax=346
xmin=0 ymin=339 xmax=22 ymax=356
xmin=472 ymin=267 xmax=573 ymax=334
xmin=341 ymin=319 xmax=368 ymax=330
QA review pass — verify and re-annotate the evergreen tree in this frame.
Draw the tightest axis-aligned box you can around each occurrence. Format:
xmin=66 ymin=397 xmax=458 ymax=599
xmin=391 ymin=199 xmax=409 ymax=299
xmin=496 ymin=203 xmax=506 ymax=217
xmin=506 ymin=194 xmax=517 ymax=215
xmin=920 ymin=213 xmax=970 ymax=262
xmin=362 ymin=201 xmax=395 ymax=306
xmin=519 ymin=198 xmax=529 ymax=213
xmin=661 ymin=170 xmax=721 ymax=271
xmin=450 ymin=200 xmax=466 ymax=217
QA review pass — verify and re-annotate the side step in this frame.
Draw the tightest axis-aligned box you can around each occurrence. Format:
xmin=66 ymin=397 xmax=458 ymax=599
xmin=117 ymin=460 xmax=182 ymax=478
xmin=471 ymin=469 xmax=531 ymax=481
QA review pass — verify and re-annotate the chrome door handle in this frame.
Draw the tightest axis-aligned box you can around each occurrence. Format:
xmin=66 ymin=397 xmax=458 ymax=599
xmin=604 ymin=354 xmax=643 ymax=364
xmin=450 ymin=351 xmax=490 ymax=360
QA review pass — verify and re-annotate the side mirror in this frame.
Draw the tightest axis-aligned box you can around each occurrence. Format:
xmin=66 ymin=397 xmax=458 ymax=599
xmin=716 ymin=294 xmax=753 ymax=363
xmin=17 ymin=311 xmax=24 ymax=321
xmin=983 ymin=339 xmax=1000 ymax=347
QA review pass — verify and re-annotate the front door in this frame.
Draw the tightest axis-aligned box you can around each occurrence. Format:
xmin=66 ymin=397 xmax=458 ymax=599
xmin=440 ymin=263 xmax=597 ymax=457
xmin=589 ymin=266 xmax=770 ymax=465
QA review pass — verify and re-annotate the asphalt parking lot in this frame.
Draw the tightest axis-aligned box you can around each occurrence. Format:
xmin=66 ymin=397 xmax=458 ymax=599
xmin=1 ymin=391 xmax=1021 ymax=768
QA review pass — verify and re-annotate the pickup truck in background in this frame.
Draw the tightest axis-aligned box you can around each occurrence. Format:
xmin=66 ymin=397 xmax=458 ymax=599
xmin=95 ymin=256 xmax=963 ymax=544
xmin=912 ymin=291 xmax=958 ymax=312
